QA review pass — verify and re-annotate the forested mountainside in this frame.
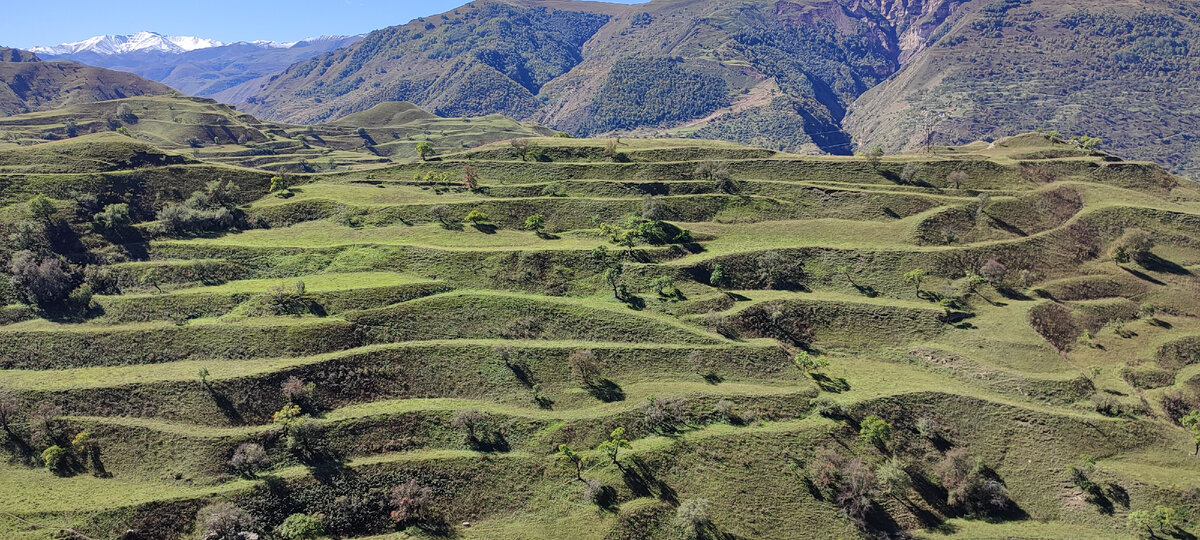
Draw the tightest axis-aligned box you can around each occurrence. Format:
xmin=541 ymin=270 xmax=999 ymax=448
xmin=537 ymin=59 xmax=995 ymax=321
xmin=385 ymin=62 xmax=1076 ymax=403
xmin=238 ymin=0 xmax=1200 ymax=177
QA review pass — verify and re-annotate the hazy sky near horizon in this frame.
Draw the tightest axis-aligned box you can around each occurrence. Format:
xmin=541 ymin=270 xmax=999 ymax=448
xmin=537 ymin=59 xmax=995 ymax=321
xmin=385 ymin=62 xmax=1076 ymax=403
xmin=3 ymin=0 xmax=649 ymax=49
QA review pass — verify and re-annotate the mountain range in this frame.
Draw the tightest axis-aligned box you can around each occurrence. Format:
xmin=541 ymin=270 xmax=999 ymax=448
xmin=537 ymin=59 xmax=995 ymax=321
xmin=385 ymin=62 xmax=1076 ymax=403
xmin=30 ymin=32 xmax=362 ymax=98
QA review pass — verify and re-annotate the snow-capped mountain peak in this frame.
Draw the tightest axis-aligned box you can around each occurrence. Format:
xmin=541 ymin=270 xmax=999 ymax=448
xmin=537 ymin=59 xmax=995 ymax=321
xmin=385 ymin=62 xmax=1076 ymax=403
xmin=30 ymin=31 xmax=225 ymax=55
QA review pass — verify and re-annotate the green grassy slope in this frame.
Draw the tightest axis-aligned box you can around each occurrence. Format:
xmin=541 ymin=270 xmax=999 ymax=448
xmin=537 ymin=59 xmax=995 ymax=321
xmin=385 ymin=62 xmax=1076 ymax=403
xmin=1 ymin=134 xmax=1199 ymax=540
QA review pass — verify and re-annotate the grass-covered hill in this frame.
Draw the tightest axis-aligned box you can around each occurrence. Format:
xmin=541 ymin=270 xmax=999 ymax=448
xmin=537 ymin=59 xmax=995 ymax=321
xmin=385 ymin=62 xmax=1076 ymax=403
xmin=0 ymin=53 xmax=173 ymax=116
xmin=237 ymin=0 xmax=1200 ymax=178
xmin=1 ymin=132 xmax=1199 ymax=539
xmin=0 ymin=95 xmax=551 ymax=172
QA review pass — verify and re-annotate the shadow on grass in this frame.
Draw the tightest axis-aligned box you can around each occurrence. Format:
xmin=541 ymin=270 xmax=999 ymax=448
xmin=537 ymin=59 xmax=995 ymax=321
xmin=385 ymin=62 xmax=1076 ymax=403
xmin=622 ymin=456 xmax=677 ymax=504
xmin=811 ymin=373 xmax=850 ymax=393
xmin=587 ymin=379 xmax=625 ymax=402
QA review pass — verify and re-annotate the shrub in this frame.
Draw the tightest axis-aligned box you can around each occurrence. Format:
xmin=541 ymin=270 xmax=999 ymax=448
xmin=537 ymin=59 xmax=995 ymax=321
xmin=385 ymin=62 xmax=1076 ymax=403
xmin=277 ymin=513 xmax=325 ymax=540
xmin=282 ymin=376 xmax=317 ymax=410
xmin=643 ymin=396 xmax=688 ymax=433
xmin=709 ymin=263 xmax=727 ymax=288
xmin=229 ymin=443 xmax=270 ymax=478
xmin=836 ymin=459 xmax=876 ymax=526
xmin=523 ymin=214 xmax=546 ymax=235
xmin=935 ymin=448 xmax=1010 ymax=515
xmin=695 ymin=161 xmax=736 ymax=192
xmin=41 ymin=445 xmax=67 ymax=473
xmin=157 ymin=186 xmax=237 ymax=235
xmin=1111 ymin=228 xmax=1154 ymax=264
xmin=463 ymin=165 xmax=479 ymax=190
xmin=9 ymin=251 xmax=78 ymax=308
xmin=28 ymin=402 xmax=62 ymax=445
xmin=875 ymin=458 xmax=911 ymax=500
xmin=93 ymin=203 xmax=132 ymax=233
xmin=451 ymin=409 xmax=489 ymax=447
xmin=389 ymin=479 xmax=434 ymax=525
xmin=285 ymin=418 xmax=325 ymax=461
xmin=195 ymin=502 xmax=255 ymax=540
xmin=641 ymin=196 xmax=666 ymax=220
xmin=809 ymin=447 xmax=845 ymax=491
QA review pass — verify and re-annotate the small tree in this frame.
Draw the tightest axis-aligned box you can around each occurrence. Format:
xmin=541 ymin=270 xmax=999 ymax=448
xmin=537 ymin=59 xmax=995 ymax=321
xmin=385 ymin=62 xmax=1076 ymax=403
xmin=198 ymin=367 xmax=211 ymax=387
xmin=229 ymin=442 xmax=270 ymax=478
xmin=904 ymin=268 xmax=926 ymax=298
xmin=948 ymin=170 xmax=968 ymax=189
xmin=793 ymin=351 xmax=829 ymax=378
xmin=269 ymin=176 xmax=288 ymax=193
xmin=641 ymin=196 xmax=666 ymax=221
xmin=196 ymin=502 xmax=255 ymax=540
xmin=285 ymin=418 xmax=324 ymax=461
xmin=1111 ymin=229 xmax=1154 ymax=264
xmin=389 ymin=479 xmax=434 ymax=526
xmin=429 ymin=205 xmax=452 ymax=227
xmin=837 ymin=459 xmax=876 ymax=526
xmin=93 ymin=203 xmax=132 ymax=234
xmin=524 ymin=214 xmax=546 ymax=236
xmin=979 ymin=259 xmax=1007 ymax=285
xmin=652 ymin=275 xmax=676 ymax=297
xmin=1127 ymin=510 xmax=1155 ymax=539
xmin=558 ymin=444 xmax=591 ymax=481
xmin=463 ymin=165 xmax=479 ymax=190
xmin=602 ymin=265 xmax=622 ymax=299
xmin=867 ymin=146 xmax=884 ymax=169
xmin=597 ymin=426 xmax=631 ymax=466
xmin=28 ymin=194 xmax=56 ymax=222
xmin=859 ymin=415 xmax=893 ymax=450
xmin=1181 ymin=410 xmax=1200 ymax=455
xmin=0 ymin=390 xmax=16 ymax=435
xmin=673 ymin=498 xmax=712 ymax=538
xmin=709 ymin=263 xmax=727 ymax=289
xmin=415 ymin=141 xmax=434 ymax=160
xmin=569 ymin=349 xmax=602 ymax=387
xmin=277 ymin=513 xmax=325 ymax=540
xmin=875 ymin=458 xmax=911 ymax=501
xmin=451 ymin=409 xmax=489 ymax=447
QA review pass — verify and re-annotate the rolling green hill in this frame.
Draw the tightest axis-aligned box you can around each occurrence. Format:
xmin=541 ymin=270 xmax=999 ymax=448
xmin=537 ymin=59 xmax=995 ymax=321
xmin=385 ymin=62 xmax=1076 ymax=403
xmin=1 ymin=132 xmax=1199 ymax=539
xmin=0 ymin=55 xmax=174 ymax=116
xmin=238 ymin=0 xmax=1200 ymax=177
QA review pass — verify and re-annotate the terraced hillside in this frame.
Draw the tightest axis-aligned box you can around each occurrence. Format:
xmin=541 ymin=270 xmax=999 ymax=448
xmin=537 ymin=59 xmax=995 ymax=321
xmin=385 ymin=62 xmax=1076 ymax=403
xmin=2 ymin=134 xmax=1200 ymax=539
xmin=0 ymin=95 xmax=551 ymax=173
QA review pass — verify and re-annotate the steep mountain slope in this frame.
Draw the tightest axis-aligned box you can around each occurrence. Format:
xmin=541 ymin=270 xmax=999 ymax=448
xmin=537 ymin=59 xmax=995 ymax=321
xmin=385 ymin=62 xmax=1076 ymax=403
xmin=37 ymin=35 xmax=362 ymax=98
xmin=240 ymin=0 xmax=1200 ymax=176
xmin=237 ymin=0 xmax=967 ymax=154
xmin=845 ymin=0 xmax=1200 ymax=178
xmin=0 ymin=57 xmax=173 ymax=116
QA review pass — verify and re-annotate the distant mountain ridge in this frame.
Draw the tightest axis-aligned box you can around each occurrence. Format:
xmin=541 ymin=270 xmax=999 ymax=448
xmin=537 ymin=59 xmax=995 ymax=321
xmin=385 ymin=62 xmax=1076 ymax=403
xmin=34 ymin=34 xmax=363 ymax=99
xmin=30 ymin=31 xmax=225 ymax=55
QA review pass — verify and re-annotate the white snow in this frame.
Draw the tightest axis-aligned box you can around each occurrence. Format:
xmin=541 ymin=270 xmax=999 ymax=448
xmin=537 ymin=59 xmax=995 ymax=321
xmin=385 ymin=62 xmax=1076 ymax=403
xmin=30 ymin=32 xmax=353 ymax=55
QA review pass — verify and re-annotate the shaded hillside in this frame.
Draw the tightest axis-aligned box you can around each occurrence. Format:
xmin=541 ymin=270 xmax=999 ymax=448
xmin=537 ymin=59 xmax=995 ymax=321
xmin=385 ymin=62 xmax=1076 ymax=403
xmin=0 ymin=47 xmax=40 ymax=63
xmin=846 ymin=0 xmax=1200 ymax=178
xmin=38 ymin=36 xmax=363 ymax=99
xmin=241 ymin=0 xmax=1200 ymax=175
xmin=0 ymin=57 xmax=173 ymax=116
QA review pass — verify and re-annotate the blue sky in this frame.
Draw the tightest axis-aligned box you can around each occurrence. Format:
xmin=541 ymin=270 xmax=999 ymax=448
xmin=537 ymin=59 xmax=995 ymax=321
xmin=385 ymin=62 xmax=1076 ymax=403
xmin=3 ymin=0 xmax=649 ymax=49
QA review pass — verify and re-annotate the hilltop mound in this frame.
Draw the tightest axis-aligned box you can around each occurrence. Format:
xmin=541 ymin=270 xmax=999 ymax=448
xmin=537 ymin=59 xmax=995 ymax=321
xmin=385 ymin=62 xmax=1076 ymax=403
xmin=0 ymin=132 xmax=192 ymax=173
xmin=0 ymin=59 xmax=173 ymax=116
xmin=329 ymin=101 xmax=437 ymax=127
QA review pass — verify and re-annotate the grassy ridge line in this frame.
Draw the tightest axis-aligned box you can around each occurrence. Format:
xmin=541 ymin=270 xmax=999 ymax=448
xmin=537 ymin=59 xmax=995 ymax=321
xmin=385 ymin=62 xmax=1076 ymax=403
xmin=66 ymin=381 xmax=812 ymax=437
xmin=0 ymin=449 xmax=531 ymax=514
xmin=0 ymin=339 xmax=782 ymax=391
